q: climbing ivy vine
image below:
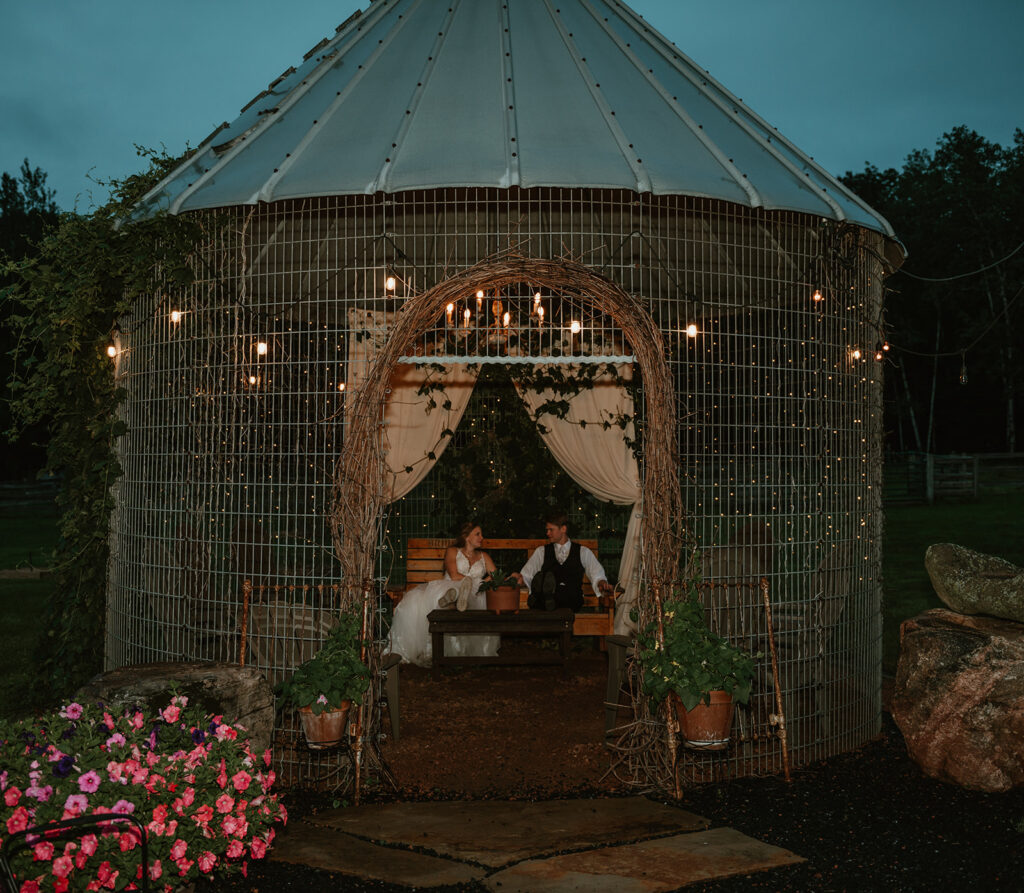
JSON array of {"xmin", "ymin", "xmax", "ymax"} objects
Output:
[{"xmin": 2, "ymin": 149, "xmax": 203, "ymax": 698}]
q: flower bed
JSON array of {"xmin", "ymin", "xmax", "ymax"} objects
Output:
[{"xmin": 0, "ymin": 695, "xmax": 287, "ymax": 891}]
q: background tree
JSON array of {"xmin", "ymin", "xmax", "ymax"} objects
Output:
[
  {"xmin": 0, "ymin": 159, "xmax": 60, "ymax": 479},
  {"xmin": 842, "ymin": 126, "xmax": 1023, "ymax": 453}
]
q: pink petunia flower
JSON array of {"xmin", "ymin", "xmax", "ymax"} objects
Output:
[
  {"xmin": 250, "ymin": 837, "xmax": 267, "ymax": 859},
  {"xmin": 215, "ymin": 793, "xmax": 234, "ymax": 814},
  {"xmin": 62, "ymin": 702, "xmax": 83, "ymax": 720},
  {"xmin": 161, "ymin": 705, "xmax": 181, "ymax": 723},
  {"xmin": 7, "ymin": 806, "xmax": 31, "ymax": 834},
  {"xmin": 18, "ymin": 879, "xmax": 40, "ymax": 893},
  {"xmin": 169, "ymin": 839, "xmax": 187, "ymax": 861},
  {"xmin": 105, "ymin": 733, "xmax": 126, "ymax": 748},
  {"xmin": 175, "ymin": 857, "xmax": 194, "ymax": 876},
  {"xmin": 26, "ymin": 784, "xmax": 52, "ymax": 802},
  {"xmin": 32, "ymin": 841, "xmax": 55, "ymax": 861},
  {"xmin": 231, "ymin": 770, "xmax": 251, "ymax": 792},
  {"xmin": 53, "ymin": 879, "xmax": 69, "ymax": 893},
  {"xmin": 192, "ymin": 805, "xmax": 214, "ymax": 825},
  {"xmin": 78, "ymin": 770, "xmax": 101, "ymax": 793},
  {"xmin": 226, "ymin": 840, "xmax": 245, "ymax": 859},
  {"xmin": 148, "ymin": 859, "xmax": 163, "ymax": 881},
  {"xmin": 80, "ymin": 834, "xmax": 98, "ymax": 857},
  {"xmin": 51, "ymin": 855, "xmax": 74, "ymax": 879},
  {"xmin": 111, "ymin": 799, "xmax": 135, "ymax": 814},
  {"xmin": 3, "ymin": 786, "xmax": 21, "ymax": 806},
  {"xmin": 197, "ymin": 851, "xmax": 217, "ymax": 874}
]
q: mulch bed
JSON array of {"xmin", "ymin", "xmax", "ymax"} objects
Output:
[{"xmin": 204, "ymin": 643, "xmax": 1024, "ymax": 891}]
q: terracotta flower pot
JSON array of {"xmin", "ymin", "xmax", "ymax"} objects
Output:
[
  {"xmin": 673, "ymin": 690, "xmax": 735, "ymax": 750},
  {"xmin": 486, "ymin": 584, "xmax": 520, "ymax": 613},
  {"xmin": 298, "ymin": 701, "xmax": 351, "ymax": 749}
]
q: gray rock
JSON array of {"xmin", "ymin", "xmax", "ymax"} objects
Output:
[
  {"xmin": 891, "ymin": 608, "xmax": 1024, "ymax": 792},
  {"xmin": 924, "ymin": 543, "xmax": 1024, "ymax": 623},
  {"xmin": 75, "ymin": 661, "xmax": 275, "ymax": 756}
]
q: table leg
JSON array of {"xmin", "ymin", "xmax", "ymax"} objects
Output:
[{"xmin": 431, "ymin": 630, "xmax": 443, "ymax": 680}]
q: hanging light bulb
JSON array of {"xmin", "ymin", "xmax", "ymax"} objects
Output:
[
  {"xmin": 256, "ymin": 341, "xmax": 268, "ymax": 356},
  {"xmin": 874, "ymin": 341, "xmax": 884, "ymax": 361},
  {"xmin": 537, "ymin": 306, "xmax": 545, "ymax": 322},
  {"xmin": 686, "ymin": 323, "xmax": 698, "ymax": 338},
  {"xmin": 248, "ymin": 375, "xmax": 258, "ymax": 385},
  {"xmin": 170, "ymin": 310, "xmax": 182, "ymax": 324},
  {"xmin": 851, "ymin": 348, "xmax": 862, "ymax": 361},
  {"xmin": 338, "ymin": 382, "xmax": 346, "ymax": 392},
  {"xmin": 534, "ymin": 292, "xmax": 541, "ymax": 306},
  {"xmin": 502, "ymin": 311, "xmax": 510, "ymax": 327},
  {"xmin": 569, "ymin": 319, "xmax": 582, "ymax": 334},
  {"xmin": 385, "ymin": 274, "xmax": 397, "ymax": 291},
  {"xmin": 446, "ymin": 302, "xmax": 454, "ymax": 324},
  {"xmin": 106, "ymin": 344, "xmax": 117, "ymax": 358},
  {"xmin": 812, "ymin": 288, "xmax": 824, "ymax": 303},
  {"xmin": 463, "ymin": 307, "xmax": 472, "ymax": 325}
]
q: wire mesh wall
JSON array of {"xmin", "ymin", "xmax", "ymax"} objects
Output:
[{"xmin": 107, "ymin": 187, "xmax": 885, "ymax": 787}]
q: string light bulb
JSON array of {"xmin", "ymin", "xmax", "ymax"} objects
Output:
[
  {"xmin": 463, "ymin": 307, "xmax": 472, "ymax": 325},
  {"xmin": 812, "ymin": 288, "xmax": 824, "ymax": 303},
  {"xmin": 534, "ymin": 292, "xmax": 541, "ymax": 306},
  {"xmin": 686, "ymin": 323, "xmax": 698, "ymax": 338},
  {"xmin": 569, "ymin": 320, "xmax": 582, "ymax": 334},
  {"xmin": 851, "ymin": 348, "xmax": 862, "ymax": 360},
  {"xmin": 338, "ymin": 382, "xmax": 346, "ymax": 392},
  {"xmin": 106, "ymin": 344, "xmax": 117, "ymax": 358},
  {"xmin": 537, "ymin": 306, "xmax": 545, "ymax": 321},
  {"xmin": 256, "ymin": 341, "xmax": 268, "ymax": 356},
  {"xmin": 170, "ymin": 310, "xmax": 182, "ymax": 324},
  {"xmin": 502, "ymin": 311, "xmax": 510, "ymax": 326},
  {"xmin": 446, "ymin": 302, "xmax": 454, "ymax": 324},
  {"xmin": 385, "ymin": 275, "xmax": 396, "ymax": 291}
]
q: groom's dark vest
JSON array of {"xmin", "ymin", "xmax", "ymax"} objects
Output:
[{"xmin": 539, "ymin": 542, "xmax": 585, "ymax": 611}]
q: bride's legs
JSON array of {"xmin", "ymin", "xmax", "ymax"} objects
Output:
[{"xmin": 437, "ymin": 586, "xmax": 458, "ymax": 608}]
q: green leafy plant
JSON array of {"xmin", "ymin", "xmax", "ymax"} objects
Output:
[
  {"xmin": 638, "ymin": 584, "xmax": 758, "ymax": 711},
  {"xmin": 275, "ymin": 610, "xmax": 370, "ymax": 714},
  {"xmin": 477, "ymin": 569, "xmax": 519, "ymax": 592}
]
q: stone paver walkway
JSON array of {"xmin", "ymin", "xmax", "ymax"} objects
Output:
[{"xmin": 270, "ymin": 796, "xmax": 802, "ymax": 890}]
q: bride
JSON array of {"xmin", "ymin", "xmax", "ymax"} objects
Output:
[{"xmin": 388, "ymin": 522, "xmax": 501, "ymax": 667}]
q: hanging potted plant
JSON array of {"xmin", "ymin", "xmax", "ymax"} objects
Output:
[
  {"xmin": 638, "ymin": 584, "xmax": 758, "ymax": 750},
  {"xmin": 276, "ymin": 609, "xmax": 371, "ymax": 749},
  {"xmin": 478, "ymin": 569, "xmax": 522, "ymax": 613}
]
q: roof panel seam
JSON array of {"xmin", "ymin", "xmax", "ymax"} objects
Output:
[
  {"xmin": 167, "ymin": 0, "xmax": 395, "ymax": 212},
  {"xmin": 541, "ymin": 0, "xmax": 651, "ymax": 193},
  {"xmin": 579, "ymin": 0, "xmax": 760, "ymax": 207},
  {"xmin": 500, "ymin": 0, "xmax": 520, "ymax": 187},
  {"xmin": 375, "ymin": 0, "xmax": 457, "ymax": 193},
  {"xmin": 607, "ymin": 0, "xmax": 847, "ymax": 221}
]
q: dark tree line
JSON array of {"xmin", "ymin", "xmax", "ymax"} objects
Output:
[
  {"xmin": 1, "ymin": 159, "xmax": 60, "ymax": 479},
  {"xmin": 842, "ymin": 126, "xmax": 1024, "ymax": 454}
]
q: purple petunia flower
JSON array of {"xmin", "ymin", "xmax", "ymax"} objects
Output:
[
  {"xmin": 191, "ymin": 728, "xmax": 206, "ymax": 745},
  {"xmin": 53, "ymin": 755, "xmax": 75, "ymax": 778},
  {"xmin": 78, "ymin": 770, "xmax": 101, "ymax": 793}
]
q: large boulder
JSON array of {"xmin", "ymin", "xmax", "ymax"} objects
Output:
[
  {"xmin": 925, "ymin": 543, "xmax": 1024, "ymax": 623},
  {"xmin": 76, "ymin": 661, "xmax": 275, "ymax": 756},
  {"xmin": 891, "ymin": 609, "xmax": 1024, "ymax": 792}
]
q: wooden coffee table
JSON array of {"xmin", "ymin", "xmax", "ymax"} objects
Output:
[{"xmin": 426, "ymin": 608, "xmax": 574, "ymax": 678}]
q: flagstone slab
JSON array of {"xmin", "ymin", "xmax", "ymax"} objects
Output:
[
  {"xmin": 270, "ymin": 820, "xmax": 484, "ymax": 887},
  {"xmin": 483, "ymin": 827, "xmax": 804, "ymax": 892},
  {"xmin": 309, "ymin": 797, "xmax": 708, "ymax": 867}
]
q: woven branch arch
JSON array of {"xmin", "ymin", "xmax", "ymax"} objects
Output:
[{"xmin": 330, "ymin": 254, "xmax": 684, "ymax": 612}]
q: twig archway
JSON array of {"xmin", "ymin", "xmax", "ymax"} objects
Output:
[{"xmin": 330, "ymin": 254, "xmax": 684, "ymax": 604}]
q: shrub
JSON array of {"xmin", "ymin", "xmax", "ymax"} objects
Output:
[{"xmin": 0, "ymin": 695, "xmax": 287, "ymax": 891}]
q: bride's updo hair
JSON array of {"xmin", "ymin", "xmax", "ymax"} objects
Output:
[{"xmin": 452, "ymin": 521, "xmax": 481, "ymax": 548}]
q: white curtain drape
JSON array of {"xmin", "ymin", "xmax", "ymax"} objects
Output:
[
  {"xmin": 346, "ymin": 309, "xmax": 477, "ymax": 502},
  {"xmin": 514, "ymin": 366, "xmax": 642, "ymax": 634}
]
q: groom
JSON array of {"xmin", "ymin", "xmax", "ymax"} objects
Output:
[{"xmin": 512, "ymin": 510, "xmax": 614, "ymax": 611}]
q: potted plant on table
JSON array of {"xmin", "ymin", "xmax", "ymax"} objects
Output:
[
  {"xmin": 638, "ymin": 583, "xmax": 758, "ymax": 750},
  {"xmin": 477, "ymin": 569, "xmax": 522, "ymax": 613},
  {"xmin": 276, "ymin": 610, "xmax": 370, "ymax": 749}
]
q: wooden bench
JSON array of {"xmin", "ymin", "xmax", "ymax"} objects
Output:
[
  {"xmin": 398, "ymin": 537, "xmax": 617, "ymax": 638},
  {"xmin": 426, "ymin": 607, "xmax": 573, "ymax": 677}
]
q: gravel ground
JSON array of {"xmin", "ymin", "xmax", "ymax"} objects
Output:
[{"xmin": 201, "ymin": 652, "xmax": 1024, "ymax": 892}]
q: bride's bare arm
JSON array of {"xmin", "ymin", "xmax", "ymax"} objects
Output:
[
  {"xmin": 483, "ymin": 551, "xmax": 497, "ymax": 575},
  {"xmin": 443, "ymin": 546, "xmax": 464, "ymax": 580}
]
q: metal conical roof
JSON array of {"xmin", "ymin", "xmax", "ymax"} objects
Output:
[{"xmin": 135, "ymin": 0, "xmax": 897, "ymax": 240}]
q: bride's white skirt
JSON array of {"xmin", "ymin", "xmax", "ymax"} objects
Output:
[{"xmin": 388, "ymin": 578, "xmax": 500, "ymax": 667}]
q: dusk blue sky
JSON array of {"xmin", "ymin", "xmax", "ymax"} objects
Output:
[{"xmin": 2, "ymin": 0, "xmax": 1022, "ymax": 211}]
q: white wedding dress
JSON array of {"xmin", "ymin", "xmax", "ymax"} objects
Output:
[{"xmin": 388, "ymin": 550, "xmax": 500, "ymax": 667}]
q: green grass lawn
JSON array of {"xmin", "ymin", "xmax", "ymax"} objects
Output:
[
  {"xmin": 0, "ymin": 499, "xmax": 59, "ymax": 569},
  {"xmin": 881, "ymin": 490, "xmax": 1024, "ymax": 673}
]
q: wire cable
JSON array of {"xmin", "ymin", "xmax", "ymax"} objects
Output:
[{"xmin": 896, "ymin": 239, "xmax": 1024, "ymax": 282}]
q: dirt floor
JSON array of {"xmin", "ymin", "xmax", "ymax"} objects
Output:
[
  {"xmin": 382, "ymin": 640, "xmax": 624, "ymax": 797},
  {"xmin": 205, "ymin": 642, "xmax": 1024, "ymax": 891}
]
